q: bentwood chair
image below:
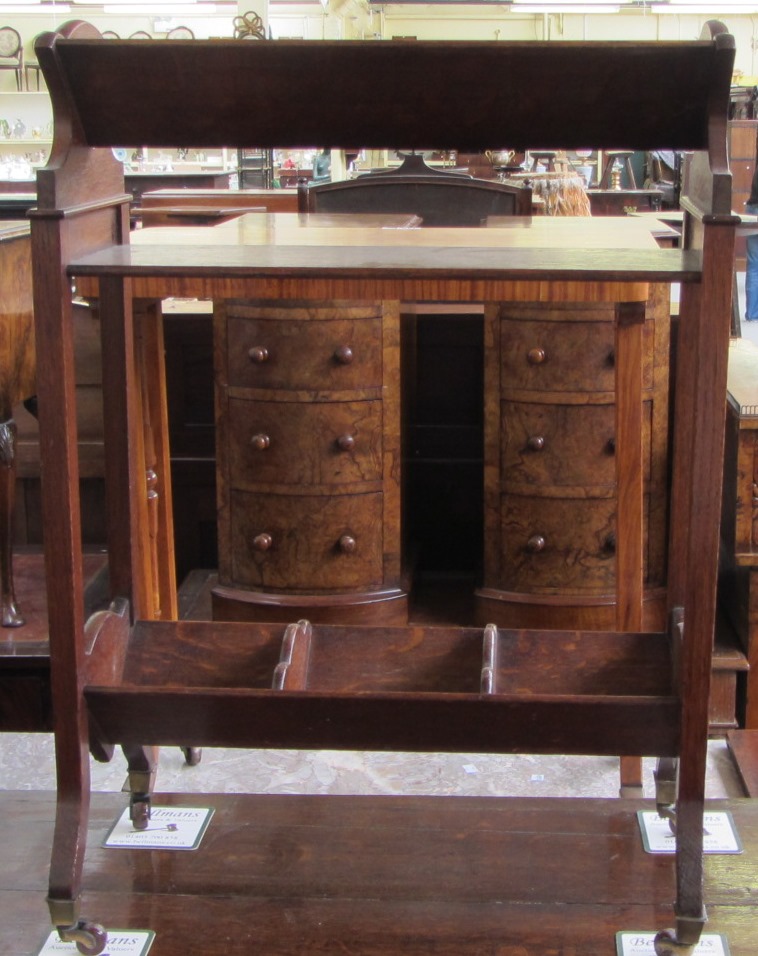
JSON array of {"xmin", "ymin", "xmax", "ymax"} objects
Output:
[{"xmin": 0, "ymin": 27, "xmax": 23, "ymax": 90}]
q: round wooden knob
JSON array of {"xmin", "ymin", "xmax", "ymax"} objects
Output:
[
  {"xmin": 336, "ymin": 434, "xmax": 356, "ymax": 452},
  {"xmin": 526, "ymin": 435, "xmax": 545, "ymax": 452},
  {"xmin": 604, "ymin": 533, "xmax": 616, "ymax": 554},
  {"xmin": 606, "ymin": 437, "xmax": 616, "ymax": 454},
  {"xmin": 338, "ymin": 534, "xmax": 357, "ymax": 553},
  {"xmin": 334, "ymin": 345, "xmax": 354, "ymax": 365},
  {"xmin": 527, "ymin": 347, "xmax": 546, "ymax": 365},
  {"xmin": 252, "ymin": 533, "xmax": 272, "ymax": 552},
  {"xmin": 248, "ymin": 346, "xmax": 269, "ymax": 364},
  {"xmin": 526, "ymin": 535, "xmax": 546, "ymax": 553},
  {"xmin": 250, "ymin": 433, "xmax": 270, "ymax": 451},
  {"xmin": 606, "ymin": 350, "xmax": 615, "ymax": 368}
]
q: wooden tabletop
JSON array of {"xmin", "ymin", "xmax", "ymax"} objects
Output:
[{"xmin": 71, "ymin": 214, "xmax": 701, "ymax": 306}]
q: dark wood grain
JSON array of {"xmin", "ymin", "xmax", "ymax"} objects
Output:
[
  {"xmin": 29, "ymin": 23, "xmax": 737, "ymax": 950},
  {"xmin": 3, "ymin": 790, "xmax": 758, "ymax": 956},
  {"xmin": 40, "ymin": 39, "xmax": 731, "ymax": 152}
]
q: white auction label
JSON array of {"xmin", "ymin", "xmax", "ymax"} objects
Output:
[
  {"xmin": 637, "ymin": 810, "xmax": 742, "ymax": 854},
  {"xmin": 616, "ymin": 932, "xmax": 730, "ymax": 955},
  {"xmin": 103, "ymin": 805, "xmax": 214, "ymax": 850},
  {"xmin": 36, "ymin": 929, "xmax": 155, "ymax": 956}
]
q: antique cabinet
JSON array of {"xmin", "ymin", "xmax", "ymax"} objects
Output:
[
  {"xmin": 477, "ymin": 288, "xmax": 670, "ymax": 630},
  {"xmin": 719, "ymin": 337, "xmax": 758, "ymax": 726},
  {"xmin": 212, "ymin": 299, "xmax": 406, "ymax": 623}
]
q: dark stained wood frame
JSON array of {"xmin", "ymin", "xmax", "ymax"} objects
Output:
[{"xmin": 30, "ymin": 17, "xmax": 737, "ymax": 955}]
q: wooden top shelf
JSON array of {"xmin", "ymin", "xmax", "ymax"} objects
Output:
[{"xmin": 68, "ymin": 213, "xmax": 701, "ymax": 303}]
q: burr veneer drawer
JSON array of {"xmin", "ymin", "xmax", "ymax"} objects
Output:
[
  {"xmin": 226, "ymin": 397, "xmax": 383, "ymax": 489},
  {"xmin": 501, "ymin": 400, "xmax": 653, "ymax": 489},
  {"xmin": 229, "ymin": 489, "xmax": 384, "ymax": 591},
  {"xmin": 226, "ymin": 314, "xmax": 383, "ymax": 391},
  {"xmin": 500, "ymin": 495, "xmax": 649, "ymax": 593},
  {"xmin": 501, "ymin": 317, "xmax": 653, "ymax": 394}
]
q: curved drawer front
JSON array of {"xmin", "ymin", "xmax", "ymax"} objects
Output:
[
  {"xmin": 227, "ymin": 397, "xmax": 383, "ymax": 489},
  {"xmin": 500, "ymin": 310, "xmax": 653, "ymax": 394},
  {"xmin": 502, "ymin": 318, "xmax": 615, "ymax": 393},
  {"xmin": 500, "ymin": 495, "xmax": 649, "ymax": 593},
  {"xmin": 229, "ymin": 490, "xmax": 384, "ymax": 591},
  {"xmin": 501, "ymin": 400, "xmax": 653, "ymax": 490},
  {"xmin": 226, "ymin": 314, "xmax": 383, "ymax": 391}
]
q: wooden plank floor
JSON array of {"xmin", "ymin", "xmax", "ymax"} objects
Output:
[{"xmin": 3, "ymin": 790, "xmax": 757, "ymax": 955}]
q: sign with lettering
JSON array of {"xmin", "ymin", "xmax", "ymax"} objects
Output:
[
  {"xmin": 36, "ymin": 929, "xmax": 155, "ymax": 955},
  {"xmin": 616, "ymin": 932, "xmax": 731, "ymax": 955},
  {"xmin": 637, "ymin": 810, "xmax": 742, "ymax": 854},
  {"xmin": 103, "ymin": 805, "xmax": 214, "ymax": 850}
]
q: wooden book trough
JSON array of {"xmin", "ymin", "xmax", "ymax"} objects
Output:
[{"xmin": 30, "ymin": 19, "xmax": 736, "ymax": 955}]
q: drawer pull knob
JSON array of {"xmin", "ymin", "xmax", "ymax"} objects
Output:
[
  {"xmin": 336, "ymin": 434, "xmax": 356, "ymax": 452},
  {"xmin": 334, "ymin": 345, "xmax": 354, "ymax": 365},
  {"xmin": 604, "ymin": 533, "xmax": 616, "ymax": 554},
  {"xmin": 526, "ymin": 535, "xmax": 546, "ymax": 553},
  {"xmin": 606, "ymin": 350, "xmax": 615, "ymax": 368},
  {"xmin": 250, "ymin": 433, "xmax": 270, "ymax": 451},
  {"xmin": 526, "ymin": 435, "xmax": 545, "ymax": 452},
  {"xmin": 527, "ymin": 347, "xmax": 546, "ymax": 365},
  {"xmin": 338, "ymin": 534, "xmax": 357, "ymax": 553},
  {"xmin": 606, "ymin": 437, "xmax": 616, "ymax": 454},
  {"xmin": 248, "ymin": 346, "xmax": 269, "ymax": 364},
  {"xmin": 252, "ymin": 533, "xmax": 272, "ymax": 552}
]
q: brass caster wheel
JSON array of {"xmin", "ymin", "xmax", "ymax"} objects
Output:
[
  {"xmin": 653, "ymin": 929, "xmax": 697, "ymax": 956},
  {"xmin": 182, "ymin": 746, "xmax": 202, "ymax": 766},
  {"xmin": 58, "ymin": 920, "xmax": 108, "ymax": 955},
  {"xmin": 129, "ymin": 795, "xmax": 151, "ymax": 831}
]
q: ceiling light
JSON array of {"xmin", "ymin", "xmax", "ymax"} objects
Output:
[
  {"xmin": 652, "ymin": 2, "xmax": 758, "ymax": 9},
  {"xmin": 666, "ymin": 0, "xmax": 757, "ymax": 4},
  {"xmin": 511, "ymin": 2, "xmax": 621, "ymax": 9},
  {"xmin": 102, "ymin": 1, "xmax": 218, "ymax": 10},
  {"xmin": 512, "ymin": 0, "xmax": 630, "ymax": 4},
  {"xmin": 0, "ymin": 2, "xmax": 71, "ymax": 9}
]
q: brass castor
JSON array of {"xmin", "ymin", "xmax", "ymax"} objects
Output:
[
  {"xmin": 129, "ymin": 794, "xmax": 151, "ymax": 830},
  {"xmin": 58, "ymin": 919, "xmax": 108, "ymax": 955}
]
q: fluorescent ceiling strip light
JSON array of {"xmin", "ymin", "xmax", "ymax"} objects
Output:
[
  {"xmin": 667, "ymin": 0, "xmax": 757, "ymax": 4},
  {"xmin": 512, "ymin": 0, "xmax": 630, "ymax": 5},
  {"xmin": 652, "ymin": 2, "xmax": 758, "ymax": 9},
  {"xmin": 0, "ymin": 2, "xmax": 71, "ymax": 9},
  {"xmin": 103, "ymin": 2, "xmax": 217, "ymax": 10},
  {"xmin": 511, "ymin": 3, "xmax": 621, "ymax": 9}
]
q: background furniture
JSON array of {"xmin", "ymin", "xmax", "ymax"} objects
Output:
[
  {"xmin": 477, "ymin": 284, "xmax": 670, "ymax": 631},
  {"xmin": 31, "ymin": 25, "xmax": 735, "ymax": 955},
  {"xmin": 166, "ymin": 27, "xmax": 194, "ymax": 39},
  {"xmin": 0, "ymin": 221, "xmax": 34, "ymax": 628},
  {"xmin": 0, "ymin": 27, "xmax": 23, "ymax": 90},
  {"xmin": 213, "ymin": 296, "xmax": 407, "ymax": 623},
  {"xmin": 300, "ymin": 155, "xmax": 532, "ymax": 225},
  {"xmin": 720, "ymin": 337, "xmax": 758, "ymax": 727},
  {"xmin": 728, "ymin": 117, "xmax": 757, "ymax": 269}
]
